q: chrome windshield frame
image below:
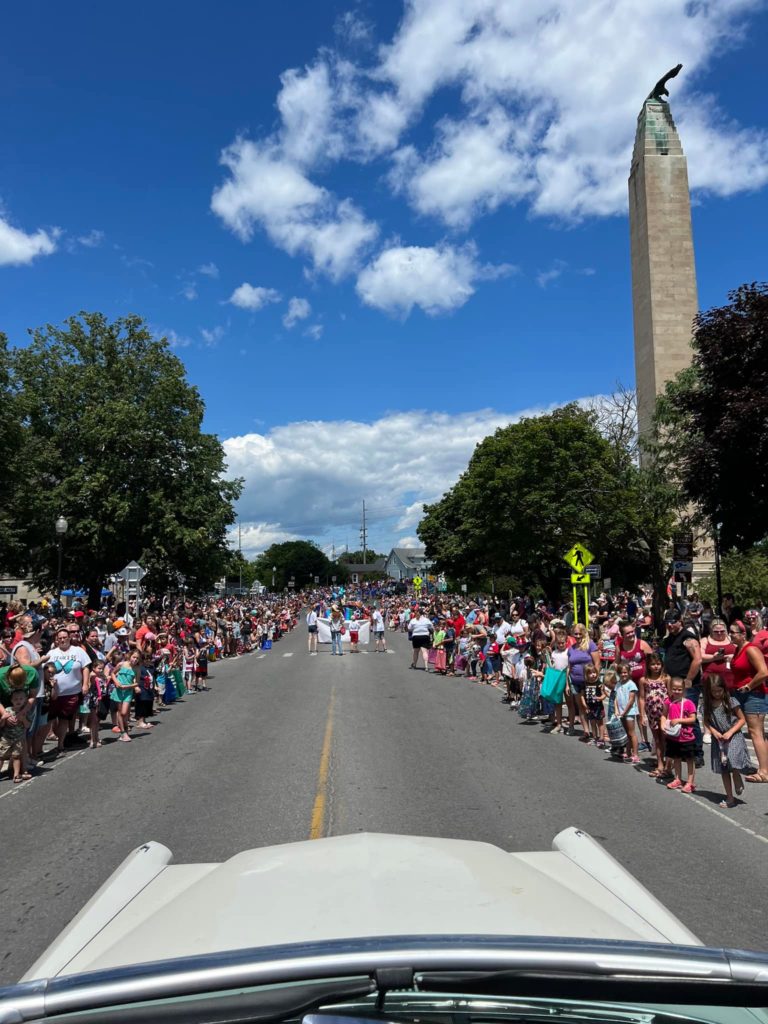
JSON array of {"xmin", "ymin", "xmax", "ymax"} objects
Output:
[{"xmin": 2, "ymin": 935, "xmax": 768, "ymax": 1024}]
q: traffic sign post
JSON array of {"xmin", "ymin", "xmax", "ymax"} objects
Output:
[
  {"xmin": 412, "ymin": 575, "xmax": 423, "ymax": 594},
  {"xmin": 118, "ymin": 561, "xmax": 146, "ymax": 617},
  {"xmin": 563, "ymin": 543, "xmax": 594, "ymax": 626}
]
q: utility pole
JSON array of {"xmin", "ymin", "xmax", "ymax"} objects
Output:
[{"xmin": 360, "ymin": 500, "xmax": 367, "ymax": 565}]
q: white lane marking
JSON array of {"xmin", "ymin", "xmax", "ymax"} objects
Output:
[
  {"xmin": 282, "ymin": 652, "xmax": 294, "ymax": 658},
  {"xmin": 0, "ymin": 747, "xmax": 89, "ymax": 801},
  {"xmin": 679, "ymin": 790, "xmax": 768, "ymax": 844},
  {"xmin": 257, "ymin": 654, "xmax": 266, "ymax": 659}
]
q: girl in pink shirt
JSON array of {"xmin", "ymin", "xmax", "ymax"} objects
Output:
[{"xmin": 661, "ymin": 677, "xmax": 698, "ymax": 793}]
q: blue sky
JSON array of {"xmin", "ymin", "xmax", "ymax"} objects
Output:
[{"xmin": 2, "ymin": 1, "xmax": 767, "ymax": 556}]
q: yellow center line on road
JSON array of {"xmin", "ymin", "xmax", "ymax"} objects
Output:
[{"xmin": 309, "ymin": 687, "xmax": 336, "ymax": 839}]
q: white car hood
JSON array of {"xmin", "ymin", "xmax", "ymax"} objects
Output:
[{"xmin": 24, "ymin": 830, "xmax": 701, "ymax": 980}]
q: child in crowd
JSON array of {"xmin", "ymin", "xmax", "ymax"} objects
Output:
[
  {"xmin": 661, "ymin": 677, "xmax": 698, "ymax": 792},
  {"xmin": 615, "ymin": 660, "xmax": 640, "ymax": 764},
  {"xmin": 501, "ymin": 635, "xmax": 521, "ymax": 705},
  {"xmin": 0, "ymin": 688, "xmax": 31, "ymax": 782},
  {"xmin": 583, "ymin": 663, "xmax": 607, "ymax": 747},
  {"xmin": 548, "ymin": 630, "xmax": 571, "ymax": 733},
  {"xmin": 603, "ymin": 669, "xmax": 625, "ymax": 758},
  {"xmin": 702, "ymin": 672, "xmax": 753, "ymax": 808},
  {"xmin": 194, "ymin": 642, "xmax": 209, "ymax": 691},
  {"xmin": 639, "ymin": 652, "xmax": 671, "ymax": 779},
  {"xmin": 85, "ymin": 660, "xmax": 105, "ymax": 748},
  {"xmin": 432, "ymin": 620, "xmax": 447, "ymax": 674},
  {"xmin": 349, "ymin": 616, "xmax": 360, "ymax": 654}
]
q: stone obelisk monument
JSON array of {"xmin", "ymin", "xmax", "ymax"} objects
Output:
[{"xmin": 629, "ymin": 65, "xmax": 698, "ymax": 442}]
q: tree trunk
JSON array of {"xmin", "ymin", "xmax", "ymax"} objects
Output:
[{"xmin": 87, "ymin": 577, "xmax": 104, "ymax": 612}]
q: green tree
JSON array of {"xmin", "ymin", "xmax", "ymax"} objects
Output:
[
  {"xmin": 338, "ymin": 549, "xmax": 386, "ymax": 565},
  {"xmin": 418, "ymin": 403, "xmax": 679, "ymax": 600},
  {"xmin": 9, "ymin": 312, "xmax": 242, "ymax": 606},
  {"xmin": 0, "ymin": 333, "xmax": 26, "ymax": 572},
  {"xmin": 253, "ymin": 540, "xmax": 334, "ymax": 590},
  {"xmin": 654, "ymin": 282, "xmax": 768, "ymax": 550},
  {"xmin": 694, "ymin": 547, "xmax": 768, "ymax": 610}
]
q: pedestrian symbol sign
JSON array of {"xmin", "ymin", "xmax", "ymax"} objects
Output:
[
  {"xmin": 563, "ymin": 542, "xmax": 594, "ymax": 572},
  {"xmin": 413, "ymin": 575, "xmax": 423, "ymax": 591}
]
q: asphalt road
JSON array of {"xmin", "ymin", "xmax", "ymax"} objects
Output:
[{"xmin": 3, "ymin": 624, "xmax": 768, "ymax": 984}]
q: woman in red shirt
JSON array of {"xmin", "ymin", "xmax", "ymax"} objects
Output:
[{"xmin": 729, "ymin": 620, "xmax": 768, "ymax": 783}]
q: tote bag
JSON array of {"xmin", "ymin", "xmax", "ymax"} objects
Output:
[{"xmin": 540, "ymin": 666, "xmax": 567, "ymax": 704}]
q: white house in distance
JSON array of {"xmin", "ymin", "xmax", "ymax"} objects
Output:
[{"xmin": 384, "ymin": 546, "xmax": 432, "ymax": 580}]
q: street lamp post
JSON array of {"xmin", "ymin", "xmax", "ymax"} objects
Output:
[
  {"xmin": 272, "ymin": 565, "xmax": 277, "ymax": 590},
  {"xmin": 55, "ymin": 516, "xmax": 68, "ymax": 613},
  {"xmin": 714, "ymin": 521, "xmax": 724, "ymax": 616}
]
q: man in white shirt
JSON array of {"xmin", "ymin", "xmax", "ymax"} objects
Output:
[
  {"xmin": 493, "ymin": 612, "xmax": 513, "ymax": 645},
  {"xmin": 47, "ymin": 627, "xmax": 91, "ymax": 756}
]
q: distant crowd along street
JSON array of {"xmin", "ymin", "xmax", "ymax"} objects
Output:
[{"xmin": 2, "ymin": 581, "xmax": 767, "ymax": 814}]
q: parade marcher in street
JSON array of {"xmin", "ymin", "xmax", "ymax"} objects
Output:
[
  {"xmin": 329, "ymin": 606, "xmax": 345, "ymax": 656},
  {"xmin": 728, "ymin": 620, "xmax": 768, "ymax": 783},
  {"xmin": 408, "ymin": 610, "xmax": 433, "ymax": 670},
  {"xmin": 306, "ymin": 606, "xmax": 319, "ymax": 655},
  {"xmin": 661, "ymin": 609, "xmax": 704, "ymax": 767}
]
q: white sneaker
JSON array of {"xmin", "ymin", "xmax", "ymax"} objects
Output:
[{"xmin": 703, "ymin": 733, "xmax": 712, "ymax": 745}]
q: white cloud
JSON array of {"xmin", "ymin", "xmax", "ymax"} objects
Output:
[
  {"xmin": 390, "ymin": 107, "xmax": 535, "ymax": 228},
  {"xmin": 211, "ymin": 138, "xmax": 378, "ymax": 279},
  {"xmin": 201, "ymin": 325, "xmax": 225, "ymax": 345},
  {"xmin": 181, "ymin": 282, "xmax": 198, "ymax": 301},
  {"xmin": 224, "ymin": 403, "xmax": 592, "ymax": 555},
  {"xmin": 304, "ymin": 323, "xmax": 324, "ymax": 340},
  {"xmin": 370, "ymin": 0, "xmax": 768, "ymax": 221},
  {"xmin": 536, "ymin": 260, "xmax": 568, "ymax": 289},
  {"xmin": 228, "ymin": 282, "xmax": 282, "ymax": 310},
  {"xmin": 283, "ymin": 296, "xmax": 311, "ymax": 328},
  {"xmin": 77, "ymin": 229, "xmax": 105, "ymax": 248},
  {"xmin": 215, "ymin": 0, "xmax": 768, "ymax": 250},
  {"xmin": 161, "ymin": 328, "xmax": 193, "ymax": 349},
  {"xmin": 0, "ymin": 212, "xmax": 58, "ymax": 266},
  {"xmin": 356, "ymin": 241, "xmax": 513, "ymax": 317},
  {"xmin": 396, "ymin": 535, "xmax": 421, "ymax": 549},
  {"xmin": 198, "ymin": 261, "xmax": 219, "ymax": 278}
]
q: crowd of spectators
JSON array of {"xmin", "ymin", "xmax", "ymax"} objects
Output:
[{"xmin": 0, "ymin": 593, "xmax": 302, "ymax": 783}]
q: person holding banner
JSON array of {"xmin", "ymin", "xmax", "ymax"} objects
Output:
[{"xmin": 329, "ymin": 606, "xmax": 345, "ymax": 656}]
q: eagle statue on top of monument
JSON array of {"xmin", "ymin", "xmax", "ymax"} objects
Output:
[{"xmin": 648, "ymin": 63, "xmax": 683, "ymax": 102}]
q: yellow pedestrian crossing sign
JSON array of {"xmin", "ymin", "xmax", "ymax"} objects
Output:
[
  {"xmin": 571, "ymin": 572, "xmax": 591, "ymax": 585},
  {"xmin": 563, "ymin": 542, "xmax": 594, "ymax": 572},
  {"xmin": 413, "ymin": 576, "xmax": 423, "ymax": 590}
]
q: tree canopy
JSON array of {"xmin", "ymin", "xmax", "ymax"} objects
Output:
[
  {"xmin": 418, "ymin": 402, "xmax": 680, "ymax": 599},
  {"xmin": 253, "ymin": 540, "xmax": 339, "ymax": 590},
  {"xmin": 655, "ymin": 282, "xmax": 768, "ymax": 550},
  {"xmin": 2, "ymin": 312, "xmax": 242, "ymax": 605}
]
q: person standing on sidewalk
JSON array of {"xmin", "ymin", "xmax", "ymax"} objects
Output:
[{"xmin": 661, "ymin": 609, "xmax": 704, "ymax": 767}]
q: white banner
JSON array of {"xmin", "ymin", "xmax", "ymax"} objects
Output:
[{"xmin": 317, "ymin": 618, "xmax": 371, "ymax": 644}]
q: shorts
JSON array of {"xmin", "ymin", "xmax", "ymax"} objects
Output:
[
  {"xmin": 734, "ymin": 689, "xmax": 768, "ymax": 716},
  {"xmin": 374, "ymin": 630, "xmax": 385, "ymax": 637},
  {"xmin": 349, "ymin": 631, "xmax": 359, "ymax": 643},
  {"xmin": 111, "ymin": 685, "xmax": 134, "ymax": 705},
  {"xmin": 135, "ymin": 698, "xmax": 154, "ymax": 720},
  {"xmin": 569, "ymin": 680, "xmax": 584, "ymax": 695},
  {"xmin": 26, "ymin": 696, "xmax": 43, "ymax": 736},
  {"xmin": 307, "ymin": 625, "xmax": 318, "ymax": 634},
  {"xmin": 665, "ymin": 737, "xmax": 696, "ymax": 760},
  {"xmin": 50, "ymin": 693, "xmax": 81, "ymax": 720},
  {"xmin": 411, "ymin": 635, "xmax": 430, "ymax": 649},
  {"xmin": 0, "ymin": 735, "xmax": 23, "ymax": 759}
]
